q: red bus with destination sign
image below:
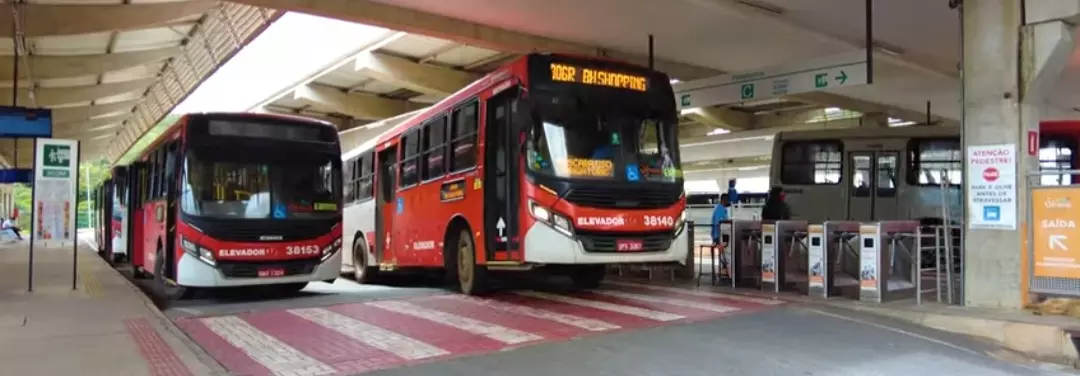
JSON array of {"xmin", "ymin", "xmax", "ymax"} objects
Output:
[
  {"xmin": 97, "ymin": 113, "xmax": 344, "ymax": 299},
  {"xmin": 341, "ymin": 53, "xmax": 687, "ymax": 295}
]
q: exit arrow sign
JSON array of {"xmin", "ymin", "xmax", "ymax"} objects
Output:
[{"xmin": 835, "ymin": 70, "xmax": 848, "ymax": 84}]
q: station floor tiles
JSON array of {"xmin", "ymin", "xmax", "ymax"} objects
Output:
[{"xmin": 172, "ymin": 281, "xmax": 787, "ymax": 376}]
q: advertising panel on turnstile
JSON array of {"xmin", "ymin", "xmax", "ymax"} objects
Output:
[
  {"xmin": 859, "ymin": 224, "xmax": 881, "ymax": 302},
  {"xmin": 807, "ymin": 224, "xmax": 826, "ymax": 296},
  {"xmin": 760, "ymin": 223, "xmax": 777, "ymax": 287}
]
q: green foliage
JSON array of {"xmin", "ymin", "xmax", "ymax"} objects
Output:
[
  {"xmin": 12, "ymin": 158, "xmax": 112, "ymax": 230},
  {"xmin": 116, "ymin": 114, "xmax": 182, "ymax": 166}
]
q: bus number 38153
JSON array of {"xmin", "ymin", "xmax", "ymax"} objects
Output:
[{"xmin": 286, "ymin": 245, "xmax": 320, "ymax": 256}]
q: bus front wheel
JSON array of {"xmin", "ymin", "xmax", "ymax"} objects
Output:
[
  {"xmin": 451, "ymin": 227, "xmax": 488, "ymax": 295},
  {"xmin": 154, "ymin": 247, "xmax": 195, "ymax": 301},
  {"xmin": 352, "ymin": 237, "xmax": 379, "ymax": 284}
]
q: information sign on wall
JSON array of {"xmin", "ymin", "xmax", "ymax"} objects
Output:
[
  {"xmin": 967, "ymin": 144, "xmax": 1017, "ymax": 230},
  {"xmin": 32, "ymin": 139, "xmax": 78, "ymax": 244},
  {"xmin": 1032, "ymin": 187, "xmax": 1080, "ymax": 279}
]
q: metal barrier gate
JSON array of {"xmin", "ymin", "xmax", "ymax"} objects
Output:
[
  {"xmin": 761, "ymin": 220, "xmax": 808, "ymax": 294},
  {"xmin": 859, "ymin": 221, "xmax": 920, "ymax": 303},
  {"xmin": 721, "ymin": 220, "xmax": 762, "ymax": 289},
  {"xmin": 807, "ymin": 221, "xmax": 861, "ymax": 299}
]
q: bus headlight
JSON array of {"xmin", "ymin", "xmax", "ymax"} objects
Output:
[
  {"xmin": 673, "ymin": 210, "xmax": 687, "ymax": 237},
  {"xmin": 321, "ymin": 237, "xmax": 342, "ymax": 261},
  {"xmin": 529, "ymin": 200, "xmax": 573, "ymax": 237},
  {"xmin": 180, "ymin": 237, "xmax": 215, "ymax": 266}
]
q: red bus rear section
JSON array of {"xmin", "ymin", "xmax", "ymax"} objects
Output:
[
  {"xmin": 99, "ymin": 112, "xmax": 344, "ymax": 299},
  {"xmin": 342, "ymin": 53, "xmax": 687, "ymax": 294}
]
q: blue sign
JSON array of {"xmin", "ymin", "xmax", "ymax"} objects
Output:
[
  {"xmin": 273, "ymin": 203, "xmax": 287, "ymax": 219},
  {"xmin": 0, "ymin": 106, "xmax": 51, "ymax": 138},
  {"xmin": 0, "ymin": 169, "xmax": 31, "ymax": 183},
  {"xmin": 983, "ymin": 205, "xmax": 1001, "ymax": 221},
  {"xmin": 626, "ymin": 164, "xmax": 640, "ymax": 181},
  {"xmin": 396, "ymin": 197, "xmax": 404, "ymax": 214}
]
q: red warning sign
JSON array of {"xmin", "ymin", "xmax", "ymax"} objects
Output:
[{"xmin": 983, "ymin": 167, "xmax": 1000, "ymax": 182}]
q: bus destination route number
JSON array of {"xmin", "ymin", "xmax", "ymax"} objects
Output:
[
  {"xmin": 286, "ymin": 245, "xmax": 320, "ymax": 256},
  {"xmin": 550, "ymin": 63, "xmax": 648, "ymax": 92}
]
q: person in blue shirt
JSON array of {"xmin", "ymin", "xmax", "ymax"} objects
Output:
[{"xmin": 711, "ymin": 193, "xmax": 731, "ymax": 245}]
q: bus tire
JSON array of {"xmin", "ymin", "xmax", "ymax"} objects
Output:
[
  {"xmin": 569, "ymin": 265, "xmax": 605, "ymax": 289},
  {"xmin": 352, "ymin": 235, "xmax": 379, "ymax": 284},
  {"xmin": 450, "ymin": 225, "xmax": 488, "ymax": 295},
  {"xmin": 154, "ymin": 246, "xmax": 194, "ymax": 301}
]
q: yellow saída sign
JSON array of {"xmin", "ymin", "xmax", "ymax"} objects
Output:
[
  {"xmin": 563, "ymin": 158, "xmax": 614, "ymax": 177},
  {"xmin": 550, "ymin": 63, "xmax": 648, "ymax": 92}
]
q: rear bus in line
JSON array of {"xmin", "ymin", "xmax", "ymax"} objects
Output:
[
  {"xmin": 97, "ymin": 112, "xmax": 344, "ymax": 299},
  {"xmin": 770, "ymin": 120, "xmax": 1080, "ymax": 225},
  {"xmin": 341, "ymin": 52, "xmax": 688, "ymax": 295},
  {"xmin": 92, "ymin": 167, "xmax": 130, "ymax": 263}
]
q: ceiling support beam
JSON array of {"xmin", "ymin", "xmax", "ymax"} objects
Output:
[
  {"xmin": 354, "ymin": 51, "xmax": 478, "ymax": 97},
  {"xmin": 0, "ymin": 2, "xmax": 216, "ymax": 37},
  {"xmin": 681, "ymin": 107, "xmax": 754, "ymax": 130},
  {"xmin": 231, "ymin": 0, "xmax": 719, "ymax": 80},
  {"xmin": 291, "ymin": 83, "xmax": 424, "ymax": 120},
  {"xmin": 51, "ymin": 100, "xmax": 139, "ymax": 124},
  {"xmin": 0, "ymin": 47, "xmax": 180, "ymax": 80},
  {"xmin": 0, "ymin": 78, "xmax": 154, "ymax": 107}
]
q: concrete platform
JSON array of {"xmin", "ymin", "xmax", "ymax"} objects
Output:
[{"xmin": 0, "ymin": 240, "xmax": 225, "ymax": 376}]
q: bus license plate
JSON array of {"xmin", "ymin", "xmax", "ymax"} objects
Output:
[
  {"xmin": 616, "ymin": 239, "xmax": 644, "ymax": 252},
  {"xmin": 257, "ymin": 268, "xmax": 286, "ymax": 278}
]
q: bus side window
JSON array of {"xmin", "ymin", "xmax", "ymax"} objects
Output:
[
  {"xmin": 400, "ymin": 130, "xmax": 420, "ymax": 187},
  {"xmin": 450, "ymin": 100, "xmax": 478, "ymax": 172},
  {"xmin": 343, "ymin": 158, "xmax": 356, "ymax": 204},
  {"xmin": 359, "ymin": 152, "xmax": 374, "ymax": 200},
  {"xmin": 422, "ymin": 115, "xmax": 447, "ymax": 180}
]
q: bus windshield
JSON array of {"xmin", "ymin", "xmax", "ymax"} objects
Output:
[
  {"xmin": 526, "ymin": 91, "xmax": 681, "ymax": 183},
  {"xmin": 180, "ymin": 148, "xmax": 341, "ymax": 220}
]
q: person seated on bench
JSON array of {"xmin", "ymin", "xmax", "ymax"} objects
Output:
[{"xmin": 3, "ymin": 216, "xmax": 23, "ymax": 240}]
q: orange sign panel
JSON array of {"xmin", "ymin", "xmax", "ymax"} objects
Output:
[{"xmin": 1032, "ymin": 187, "xmax": 1080, "ymax": 279}]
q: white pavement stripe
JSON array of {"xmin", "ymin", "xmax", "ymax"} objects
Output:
[
  {"xmin": 514, "ymin": 291, "xmax": 685, "ymax": 322},
  {"xmin": 439, "ymin": 295, "xmax": 621, "ymax": 332},
  {"xmin": 591, "ymin": 289, "xmax": 739, "ymax": 313},
  {"xmin": 604, "ymin": 281, "xmax": 785, "ymax": 305},
  {"xmin": 367, "ymin": 300, "xmax": 543, "ymax": 344},
  {"xmin": 201, "ymin": 316, "xmax": 336, "ymax": 376},
  {"xmin": 287, "ymin": 307, "xmax": 450, "ymax": 361}
]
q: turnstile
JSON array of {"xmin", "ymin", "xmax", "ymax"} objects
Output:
[
  {"xmin": 721, "ymin": 220, "xmax": 762, "ymax": 289},
  {"xmin": 760, "ymin": 220, "xmax": 808, "ymax": 293},
  {"xmin": 807, "ymin": 221, "xmax": 861, "ymax": 299},
  {"xmin": 858, "ymin": 221, "xmax": 920, "ymax": 303}
]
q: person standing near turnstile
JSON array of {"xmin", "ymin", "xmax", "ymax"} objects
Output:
[
  {"xmin": 761, "ymin": 186, "xmax": 792, "ymax": 220},
  {"xmin": 711, "ymin": 194, "xmax": 730, "ymax": 245}
]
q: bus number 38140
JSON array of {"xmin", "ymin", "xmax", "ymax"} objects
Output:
[{"xmin": 643, "ymin": 215, "xmax": 675, "ymax": 227}]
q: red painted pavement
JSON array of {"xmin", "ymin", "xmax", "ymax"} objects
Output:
[{"xmin": 124, "ymin": 317, "xmax": 195, "ymax": 376}]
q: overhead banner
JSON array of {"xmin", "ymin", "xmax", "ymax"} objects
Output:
[
  {"xmin": 33, "ymin": 138, "xmax": 78, "ymax": 244},
  {"xmin": 967, "ymin": 144, "xmax": 1018, "ymax": 230}
]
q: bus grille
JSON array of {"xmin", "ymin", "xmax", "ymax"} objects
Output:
[
  {"xmin": 216, "ymin": 258, "xmax": 320, "ymax": 279},
  {"xmin": 192, "ymin": 218, "xmax": 336, "ymax": 242},
  {"xmin": 564, "ymin": 186, "xmax": 681, "ymax": 209},
  {"xmin": 575, "ymin": 230, "xmax": 674, "ymax": 253}
]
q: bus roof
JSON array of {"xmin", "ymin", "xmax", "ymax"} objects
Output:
[{"xmin": 130, "ymin": 112, "xmax": 336, "ymax": 164}]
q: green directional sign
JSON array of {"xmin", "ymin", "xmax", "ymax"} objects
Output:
[
  {"xmin": 43, "ymin": 144, "xmax": 71, "ymax": 168},
  {"xmin": 835, "ymin": 70, "xmax": 848, "ymax": 84},
  {"xmin": 814, "ymin": 73, "xmax": 828, "ymax": 88},
  {"xmin": 680, "ymin": 94, "xmax": 691, "ymax": 107},
  {"xmin": 740, "ymin": 83, "xmax": 755, "ymax": 100}
]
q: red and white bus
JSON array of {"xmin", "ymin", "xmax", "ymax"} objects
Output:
[
  {"xmin": 341, "ymin": 53, "xmax": 688, "ymax": 295},
  {"xmin": 96, "ymin": 113, "xmax": 344, "ymax": 299},
  {"xmin": 92, "ymin": 167, "xmax": 129, "ymax": 263}
]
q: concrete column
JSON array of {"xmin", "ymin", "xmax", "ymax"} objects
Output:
[
  {"xmin": 859, "ymin": 112, "xmax": 889, "ymax": 128},
  {"xmin": 962, "ymin": 0, "xmax": 1076, "ymax": 308}
]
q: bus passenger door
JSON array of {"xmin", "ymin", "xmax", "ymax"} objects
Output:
[
  {"xmin": 847, "ymin": 151, "xmax": 900, "ymax": 221},
  {"xmin": 375, "ymin": 146, "xmax": 398, "ymax": 265},
  {"xmin": 162, "ymin": 142, "xmax": 180, "ymax": 280},
  {"xmin": 482, "ymin": 88, "xmax": 522, "ymax": 262}
]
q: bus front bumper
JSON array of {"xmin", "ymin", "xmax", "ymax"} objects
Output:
[
  {"xmin": 175, "ymin": 250, "xmax": 342, "ymax": 288},
  {"xmin": 521, "ymin": 222, "xmax": 689, "ymax": 265}
]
